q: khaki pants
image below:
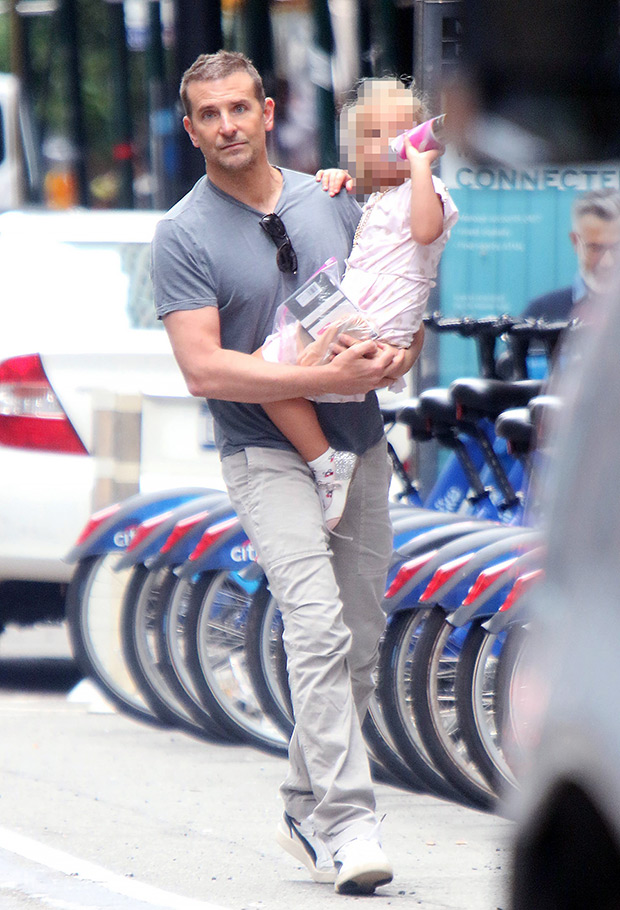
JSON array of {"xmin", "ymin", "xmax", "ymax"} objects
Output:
[{"xmin": 221, "ymin": 437, "xmax": 392, "ymax": 853}]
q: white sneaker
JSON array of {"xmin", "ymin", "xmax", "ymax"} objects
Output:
[
  {"xmin": 333, "ymin": 837, "xmax": 394, "ymax": 895},
  {"xmin": 313, "ymin": 451, "xmax": 358, "ymax": 531},
  {"xmin": 276, "ymin": 812, "xmax": 336, "ymax": 883}
]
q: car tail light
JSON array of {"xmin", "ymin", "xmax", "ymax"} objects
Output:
[{"xmin": 0, "ymin": 353, "xmax": 87, "ymax": 454}]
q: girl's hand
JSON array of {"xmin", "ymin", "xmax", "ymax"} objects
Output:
[
  {"xmin": 376, "ymin": 343, "xmax": 407, "ymax": 380},
  {"xmin": 315, "ymin": 168, "xmax": 355, "ymax": 196},
  {"xmin": 296, "ymin": 322, "xmax": 345, "ymax": 366},
  {"xmin": 403, "ymin": 135, "xmax": 444, "ymax": 168}
]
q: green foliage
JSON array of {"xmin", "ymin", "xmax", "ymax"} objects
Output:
[
  {"xmin": 1, "ymin": 0, "xmax": 150, "ymax": 201},
  {"xmin": 0, "ymin": 15, "xmax": 9, "ymax": 71}
]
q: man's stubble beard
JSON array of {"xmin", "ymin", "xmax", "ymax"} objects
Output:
[{"xmin": 206, "ymin": 141, "xmax": 260, "ymax": 175}]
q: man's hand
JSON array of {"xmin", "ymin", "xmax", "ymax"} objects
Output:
[
  {"xmin": 320, "ymin": 335, "xmax": 399, "ymax": 396},
  {"xmin": 315, "ymin": 168, "xmax": 355, "ymax": 196},
  {"xmin": 330, "ymin": 326, "xmax": 425, "ymax": 385}
]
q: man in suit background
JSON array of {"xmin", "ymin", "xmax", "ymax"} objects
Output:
[{"xmin": 523, "ymin": 188, "xmax": 620, "ymax": 320}]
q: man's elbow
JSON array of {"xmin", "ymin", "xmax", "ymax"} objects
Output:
[
  {"xmin": 182, "ymin": 368, "xmax": 212, "ymax": 399},
  {"xmin": 186, "ymin": 378, "xmax": 207, "ymax": 398}
]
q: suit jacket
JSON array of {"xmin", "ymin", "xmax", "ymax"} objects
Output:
[{"xmin": 522, "ymin": 286, "xmax": 574, "ymax": 321}]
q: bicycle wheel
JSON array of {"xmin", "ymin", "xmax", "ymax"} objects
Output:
[
  {"xmin": 377, "ymin": 608, "xmax": 463, "ymax": 802},
  {"xmin": 65, "ymin": 554, "xmax": 159, "ymax": 724},
  {"xmin": 120, "ymin": 564, "xmax": 226, "ymax": 740},
  {"xmin": 153, "ymin": 568, "xmax": 233, "ymax": 739},
  {"xmin": 362, "ymin": 691, "xmax": 429, "ymax": 792},
  {"xmin": 494, "ymin": 622, "xmax": 532, "ymax": 779},
  {"xmin": 455, "ymin": 620, "xmax": 519, "ymax": 800},
  {"xmin": 410, "ymin": 609, "xmax": 497, "ymax": 810},
  {"xmin": 244, "ymin": 580, "xmax": 294, "ymax": 738},
  {"xmin": 184, "ymin": 569, "xmax": 288, "ymax": 754}
]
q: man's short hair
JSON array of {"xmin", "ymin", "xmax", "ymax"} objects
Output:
[
  {"xmin": 180, "ymin": 50, "xmax": 266, "ymax": 116},
  {"xmin": 573, "ymin": 188, "xmax": 620, "ymax": 226}
]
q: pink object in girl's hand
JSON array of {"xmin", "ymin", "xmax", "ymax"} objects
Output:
[{"xmin": 390, "ymin": 114, "xmax": 447, "ymax": 160}]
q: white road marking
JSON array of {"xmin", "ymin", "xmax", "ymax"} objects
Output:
[{"xmin": 0, "ymin": 826, "xmax": 230, "ymax": 910}]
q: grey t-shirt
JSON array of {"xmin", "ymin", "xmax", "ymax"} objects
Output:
[{"xmin": 152, "ymin": 167, "xmax": 385, "ymax": 458}]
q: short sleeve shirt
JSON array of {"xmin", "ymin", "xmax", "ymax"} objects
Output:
[{"xmin": 151, "ymin": 168, "xmax": 385, "ymax": 458}]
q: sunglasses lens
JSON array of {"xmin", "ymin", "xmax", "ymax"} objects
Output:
[
  {"xmin": 276, "ymin": 241, "xmax": 298, "ymax": 274},
  {"xmin": 260, "ymin": 214, "xmax": 297, "ymax": 273},
  {"xmin": 262, "ymin": 214, "xmax": 286, "ymax": 241}
]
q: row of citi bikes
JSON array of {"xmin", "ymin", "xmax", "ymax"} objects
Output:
[{"xmin": 65, "ymin": 315, "xmax": 567, "ymax": 816}]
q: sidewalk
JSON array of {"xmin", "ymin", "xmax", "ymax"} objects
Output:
[{"xmin": 0, "ymin": 623, "xmax": 512, "ymax": 909}]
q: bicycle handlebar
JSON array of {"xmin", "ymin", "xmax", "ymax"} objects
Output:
[{"xmin": 423, "ymin": 313, "xmax": 574, "ymax": 339}]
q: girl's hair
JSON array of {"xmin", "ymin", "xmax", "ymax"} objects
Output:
[
  {"xmin": 180, "ymin": 50, "xmax": 266, "ymax": 116},
  {"xmin": 340, "ymin": 76, "xmax": 428, "ymax": 124}
]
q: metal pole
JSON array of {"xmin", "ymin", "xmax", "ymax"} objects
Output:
[
  {"xmin": 244, "ymin": 0, "xmax": 274, "ymax": 93},
  {"xmin": 375, "ymin": 0, "xmax": 399, "ymax": 75},
  {"xmin": 59, "ymin": 0, "xmax": 89, "ymax": 205},
  {"xmin": 412, "ymin": 0, "xmax": 463, "ymax": 493},
  {"xmin": 108, "ymin": 0, "xmax": 135, "ymax": 208},
  {"xmin": 414, "ymin": 0, "xmax": 462, "ymax": 112},
  {"xmin": 173, "ymin": 0, "xmax": 222, "ymax": 196},
  {"xmin": 9, "ymin": 0, "xmax": 25, "ymax": 80},
  {"xmin": 312, "ymin": 0, "xmax": 337, "ymax": 167},
  {"xmin": 147, "ymin": 0, "xmax": 169, "ymax": 209}
]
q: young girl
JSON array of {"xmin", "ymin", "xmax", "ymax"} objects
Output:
[{"xmin": 260, "ymin": 78, "xmax": 459, "ymax": 530}]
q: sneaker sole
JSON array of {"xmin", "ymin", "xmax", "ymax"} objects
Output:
[
  {"xmin": 276, "ymin": 821, "xmax": 337, "ymax": 884},
  {"xmin": 335, "ymin": 864, "xmax": 393, "ymax": 895}
]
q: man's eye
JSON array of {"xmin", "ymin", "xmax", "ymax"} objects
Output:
[{"xmin": 234, "ymin": 104, "xmax": 247, "ymax": 114}]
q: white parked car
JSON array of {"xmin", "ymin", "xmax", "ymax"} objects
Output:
[{"xmin": 0, "ymin": 209, "xmax": 224, "ymax": 628}]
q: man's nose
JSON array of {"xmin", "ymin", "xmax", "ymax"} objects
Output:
[
  {"xmin": 219, "ymin": 113, "xmax": 237, "ymax": 135},
  {"xmin": 600, "ymin": 248, "xmax": 616, "ymax": 268}
]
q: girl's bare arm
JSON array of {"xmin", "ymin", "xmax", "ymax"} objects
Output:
[{"xmin": 405, "ymin": 139, "xmax": 444, "ymax": 245}]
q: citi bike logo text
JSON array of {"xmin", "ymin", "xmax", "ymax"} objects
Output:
[
  {"xmin": 230, "ymin": 541, "xmax": 258, "ymax": 563},
  {"xmin": 114, "ymin": 526, "xmax": 137, "ymax": 548}
]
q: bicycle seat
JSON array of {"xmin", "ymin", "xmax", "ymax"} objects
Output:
[
  {"xmin": 396, "ymin": 400, "xmax": 433, "ymax": 441},
  {"xmin": 417, "ymin": 388, "xmax": 457, "ymax": 426},
  {"xmin": 450, "ymin": 378, "xmax": 544, "ymax": 420},
  {"xmin": 494, "ymin": 406, "xmax": 533, "ymax": 455}
]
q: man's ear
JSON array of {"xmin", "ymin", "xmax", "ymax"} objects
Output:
[
  {"xmin": 264, "ymin": 97, "xmax": 275, "ymax": 133},
  {"xmin": 569, "ymin": 230, "xmax": 580, "ymax": 253},
  {"xmin": 183, "ymin": 115, "xmax": 199, "ymax": 147}
]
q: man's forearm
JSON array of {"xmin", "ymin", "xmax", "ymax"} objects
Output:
[
  {"xmin": 180, "ymin": 346, "xmax": 339, "ymax": 401},
  {"xmin": 172, "ymin": 338, "xmax": 396, "ymax": 403},
  {"xmin": 163, "ymin": 308, "xmax": 399, "ymax": 403}
]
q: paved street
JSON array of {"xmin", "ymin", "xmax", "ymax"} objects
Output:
[{"xmin": 0, "ymin": 623, "xmax": 513, "ymax": 910}]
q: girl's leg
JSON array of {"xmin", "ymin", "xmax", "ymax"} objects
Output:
[
  {"xmin": 263, "ymin": 399, "xmax": 357, "ymax": 531},
  {"xmin": 263, "ymin": 398, "xmax": 329, "ymax": 462},
  {"xmin": 254, "ymin": 349, "xmax": 357, "ymax": 530}
]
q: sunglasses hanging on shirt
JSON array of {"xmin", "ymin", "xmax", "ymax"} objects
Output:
[{"xmin": 260, "ymin": 213, "xmax": 298, "ymax": 274}]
